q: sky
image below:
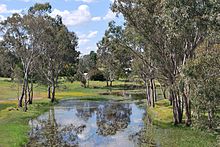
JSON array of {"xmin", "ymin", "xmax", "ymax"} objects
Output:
[{"xmin": 0, "ymin": 0, "xmax": 124, "ymax": 55}]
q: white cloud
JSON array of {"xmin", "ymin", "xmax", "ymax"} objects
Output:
[
  {"xmin": 0, "ymin": 4, "xmax": 7, "ymax": 13},
  {"xmin": 87, "ymin": 31, "xmax": 98, "ymax": 38},
  {"xmin": 75, "ymin": 0, "xmax": 96, "ymax": 3},
  {"xmin": 0, "ymin": 15, "xmax": 6, "ymax": 21},
  {"xmin": 91, "ymin": 16, "xmax": 101, "ymax": 21},
  {"xmin": 78, "ymin": 31, "xmax": 98, "ymax": 45},
  {"xmin": 51, "ymin": 5, "xmax": 92, "ymax": 26},
  {"xmin": 103, "ymin": 9, "xmax": 116, "ymax": 21},
  {"xmin": 0, "ymin": 4, "xmax": 22, "ymax": 14},
  {"xmin": 19, "ymin": 0, "xmax": 45, "ymax": 2},
  {"xmin": 20, "ymin": 0, "xmax": 31, "ymax": 2},
  {"xmin": 79, "ymin": 38, "xmax": 90, "ymax": 45}
]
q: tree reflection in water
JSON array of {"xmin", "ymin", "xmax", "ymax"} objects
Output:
[
  {"xmin": 129, "ymin": 114, "xmax": 157, "ymax": 147},
  {"xmin": 96, "ymin": 103, "xmax": 132, "ymax": 136},
  {"xmin": 75, "ymin": 102, "xmax": 96, "ymax": 122},
  {"xmin": 28, "ymin": 108, "xmax": 85, "ymax": 147},
  {"xmin": 27, "ymin": 101, "xmax": 146, "ymax": 146}
]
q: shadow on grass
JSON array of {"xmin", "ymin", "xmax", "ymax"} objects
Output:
[
  {"xmin": 91, "ymin": 84, "xmax": 144, "ymax": 90},
  {"xmin": 0, "ymin": 103, "xmax": 16, "ymax": 111}
]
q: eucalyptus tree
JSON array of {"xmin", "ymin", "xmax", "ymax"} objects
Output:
[
  {"xmin": 184, "ymin": 39, "xmax": 220, "ymax": 129},
  {"xmin": 112, "ymin": 0, "xmax": 220, "ymax": 125},
  {"xmin": 24, "ymin": 3, "xmax": 79, "ymax": 103},
  {"xmin": 0, "ymin": 3, "xmax": 79, "ymax": 108},
  {"xmin": 97, "ymin": 26, "xmax": 117, "ymax": 86},
  {"xmin": 36, "ymin": 17, "xmax": 79, "ymax": 102},
  {"xmin": 0, "ymin": 3, "xmax": 57, "ymax": 110},
  {"xmin": 97, "ymin": 21, "xmax": 132, "ymax": 87},
  {"xmin": 0, "ymin": 13, "xmax": 41, "ymax": 110},
  {"xmin": 123, "ymin": 26, "xmax": 157, "ymax": 107}
]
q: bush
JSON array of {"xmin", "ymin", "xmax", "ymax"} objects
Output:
[{"xmin": 89, "ymin": 69, "xmax": 106, "ymax": 81}]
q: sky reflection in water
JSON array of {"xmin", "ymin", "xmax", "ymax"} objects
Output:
[{"xmin": 28, "ymin": 100, "xmax": 146, "ymax": 147}]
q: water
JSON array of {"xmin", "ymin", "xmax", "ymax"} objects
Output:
[{"xmin": 27, "ymin": 100, "xmax": 146, "ymax": 147}]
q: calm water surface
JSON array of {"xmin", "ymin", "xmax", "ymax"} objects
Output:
[{"xmin": 28, "ymin": 100, "xmax": 146, "ymax": 147}]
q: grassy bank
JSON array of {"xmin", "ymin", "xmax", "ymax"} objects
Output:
[
  {"xmin": 0, "ymin": 99, "xmax": 54, "ymax": 147},
  {"xmin": 145, "ymin": 99, "xmax": 218, "ymax": 147}
]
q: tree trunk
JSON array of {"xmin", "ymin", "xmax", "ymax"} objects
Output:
[
  {"xmin": 48, "ymin": 85, "xmax": 51, "ymax": 99},
  {"xmin": 18, "ymin": 78, "xmax": 26, "ymax": 108},
  {"xmin": 28, "ymin": 79, "xmax": 33, "ymax": 104},
  {"xmin": 171, "ymin": 90, "xmax": 178, "ymax": 125},
  {"xmin": 169, "ymin": 89, "xmax": 173, "ymax": 106},
  {"xmin": 106, "ymin": 81, "xmax": 109, "ymax": 87},
  {"xmin": 153, "ymin": 80, "xmax": 157, "ymax": 102},
  {"xmin": 160, "ymin": 85, "xmax": 167, "ymax": 99},
  {"xmin": 208, "ymin": 108, "xmax": 213, "ymax": 129},
  {"xmin": 182, "ymin": 82, "xmax": 191, "ymax": 126},
  {"xmin": 110, "ymin": 81, "xmax": 112, "ymax": 87},
  {"xmin": 146, "ymin": 82, "xmax": 151, "ymax": 106},
  {"xmin": 150, "ymin": 79, "xmax": 155, "ymax": 108},
  {"xmin": 27, "ymin": 83, "xmax": 31, "ymax": 103},
  {"xmin": 23, "ymin": 78, "xmax": 28, "ymax": 112},
  {"xmin": 177, "ymin": 92, "xmax": 183, "ymax": 124},
  {"xmin": 87, "ymin": 80, "xmax": 89, "ymax": 88},
  {"xmin": 171, "ymin": 88, "xmax": 183, "ymax": 125},
  {"xmin": 18, "ymin": 83, "xmax": 25, "ymax": 108},
  {"xmin": 183, "ymin": 92, "xmax": 191, "ymax": 126},
  {"xmin": 145, "ymin": 80, "xmax": 151, "ymax": 106},
  {"xmin": 51, "ymin": 84, "xmax": 56, "ymax": 103}
]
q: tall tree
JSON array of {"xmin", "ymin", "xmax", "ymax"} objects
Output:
[
  {"xmin": 36, "ymin": 18, "xmax": 79, "ymax": 102},
  {"xmin": 0, "ymin": 13, "xmax": 41, "ymax": 110},
  {"xmin": 112, "ymin": 0, "xmax": 220, "ymax": 125},
  {"xmin": 97, "ymin": 21, "xmax": 132, "ymax": 87},
  {"xmin": 184, "ymin": 40, "xmax": 220, "ymax": 129}
]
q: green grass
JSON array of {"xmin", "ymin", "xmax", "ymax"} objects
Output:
[
  {"xmin": 0, "ymin": 78, "xmax": 218, "ymax": 147},
  {"xmin": 0, "ymin": 79, "xmax": 131, "ymax": 146},
  {"xmin": 0, "ymin": 99, "xmax": 54, "ymax": 147},
  {"xmin": 0, "ymin": 103, "xmax": 15, "ymax": 111},
  {"xmin": 153, "ymin": 126, "xmax": 217, "ymax": 147},
  {"xmin": 145, "ymin": 99, "xmax": 218, "ymax": 147}
]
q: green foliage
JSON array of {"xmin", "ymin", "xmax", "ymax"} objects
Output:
[
  {"xmin": 89, "ymin": 69, "xmax": 106, "ymax": 81},
  {"xmin": 97, "ymin": 21, "xmax": 132, "ymax": 81},
  {"xmin": 184, "ymin": 46, "xmax": 220, "ymax": 129},
  {"xmin": 28, "ymin": 3, "xmax": 52, "ymax": 14}
]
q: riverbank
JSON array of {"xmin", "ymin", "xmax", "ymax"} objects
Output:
[
  {"xmin": 0, "ymin": 78, "xmax": 218, "ymax": 146},
  {"xmin": 0, "ymin": 99, "xmax": 54, "ymax": 146},
  {"xmin": 144, "ymin": 100, "xmax": 218, "ymax": 147}
]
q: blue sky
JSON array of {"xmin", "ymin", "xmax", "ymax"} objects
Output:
[{"xmin": 0, "ymin": 0, "xmax": 124, "ymax": 55}]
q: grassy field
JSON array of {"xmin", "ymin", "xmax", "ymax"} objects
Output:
[{"xmin": 0, "ymin": 78, "xmax": 218, "ymax": 147}]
